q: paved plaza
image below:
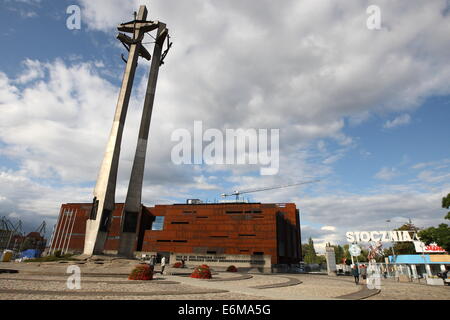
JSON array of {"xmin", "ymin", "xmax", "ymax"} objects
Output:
[{"xmin": 0, "ymin": 259, "xmax": 449, "ymax": 300}]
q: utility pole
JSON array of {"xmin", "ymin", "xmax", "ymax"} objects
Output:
[
  {"xmin": 83, "ymin": 5, "xmax": 161, "ymax": 255},
  {"xmin": 386, "ymin": 219, "xmax": 396, "ymax": 263}
]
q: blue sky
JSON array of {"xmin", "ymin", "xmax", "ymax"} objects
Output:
[{"xmin": 0, "ymin": 0, "xmax": 449, "ymax": 251}]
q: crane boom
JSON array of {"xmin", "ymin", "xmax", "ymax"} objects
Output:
[{"xmin": 221, "ymin": 179, "xmax": 320, "ymax": 200}]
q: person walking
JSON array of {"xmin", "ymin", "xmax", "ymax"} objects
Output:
[
  {"xmin": 148, "ymin": 255, "xmax": 155, "ymax": 267},
  {"xmin": 382, "ymin": 265, "xmax": 387, "ymax": 278},
  {"xmin": 147, "ymin": 255, "xmax": 156, "ymax": 275},
  {"xmin": 352, "ymin": 264, "xmax": 360, "ymax": 285},
  {"xmin": 161, "ymin": 256, "xmax": 166, "ymax": 275},
  {"xmin": 360, "ymin": 264, "xmax": 367, "ymax": 284},
  {"xmin": 442, "ymin": 268, "xmax": 448, "ymax": 285}
]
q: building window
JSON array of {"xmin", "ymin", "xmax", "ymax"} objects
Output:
[
  {"xmin": 226, "ymin": 210, "xmax": 243, "ymax": 214},
  {"xmin": 196, "ymin": 216, "xmax": 208, "ymax": 219},
  {"xmin": 171, "ymin": 221, "xmax": 189, "ymax": 224},
  {"xmin": 253, "ymin": 252, "xmax": 264, "ymax": 255},
  {"xmin": 209, "ymin": 236, "xmax": 228, "ymax": 238},
  {"xmin": 173, "ymin": 240, "xmax": 188, "ymax": 243},
  {"xmin": 152, "ymin": 216, "xmax": 165, "ymax": 230},
  {"xmin": 245, "ymin": 210, "xmax": 262, "ymax": 214},
  {"xmin": 239, "ymin": 234, "xmax": 256, "ymax": 237},
  {"xmin": 156, "ymin": 240, "xmax": 171, "ymax": 242},
  {"xmin": 207, "ymin": 251, "xmax": 217, "ymax": 254}
]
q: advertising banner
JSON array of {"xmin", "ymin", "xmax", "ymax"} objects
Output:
[{"xmin": 413, "ymin": 241, "xmax": 446, "ymax": 253}]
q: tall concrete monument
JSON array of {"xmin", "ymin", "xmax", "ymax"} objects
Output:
[
  {"xmin": 325, "ymin": 244, "xmax": 337, "ymax": 276},
  {"xmin": 84, "ymin": 5, "xmax": 171, "ymax": 256},
  {"xmin": 118, "ymin": 21, "xmax": 169, "ymax": 257}
]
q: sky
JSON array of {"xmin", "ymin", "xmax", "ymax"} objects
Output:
[{"xmin": 0, "ymin": 0, "xmax": 449, "ymax": 252}]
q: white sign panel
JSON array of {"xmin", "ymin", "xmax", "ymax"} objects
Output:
[
  {"xmin": 346, "ymin": 231, "xmax": 418, "ymax": 243},
  {"xmin": 413, "ymin": 241, "xmax": 446, "ymax": 253},
  {"xmin": 349, "ymin": 244, "xmax": 361, "ymax": 257}
]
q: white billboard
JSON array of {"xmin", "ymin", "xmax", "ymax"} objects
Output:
[{"xmin": 413, "ymin": 241, "xmax": 446, "ymax": 253}]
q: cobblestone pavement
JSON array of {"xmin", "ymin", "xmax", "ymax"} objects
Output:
[
  {"xmin": 1, "ymin": 261, "xmax": 448, "ymax": 300},
  {"xmin": 365, "ymin": 278, "xmax": 450, "ymax": 300}
]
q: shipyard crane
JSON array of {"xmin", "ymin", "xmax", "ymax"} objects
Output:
[
  {"xmin": 0, "ymin": 217, "xmax": 23, "ymax": 235},
  {"xmin": 34, "ymin": 221, "xmax": 46, "ymax": 236},
  {"xmin": 0, "ymin": 217, "xmax": 23, "ymax": 250},
  {"xmin": 220, "ymin": 179, "xmax": 320, "ymax": 201}
]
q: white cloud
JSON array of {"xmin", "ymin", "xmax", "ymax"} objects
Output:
[
  {"xmin": 77, "ymin": 0, "xmax": 450, "ymax": 131},
  {"xmin": 0, "ymin": 60, "xmax": 119, "ymax": 182},
  {"xmin": 14, "ymin": 59, "xmax": 45, "ymax": 84},
  {"xmin": 417, "ymin": 170, "xmax": 450, "ymax": 184},
  {"xmin": 374, "ymin": 167, "xmax": 399, "ymax": 180},
  {"xmin": 383, "ymin": 114, "xmax": 411, "ymax": 129},
  {"xmin": 412, "ymin": 158, "xmax": 450, "ymax": 170}
]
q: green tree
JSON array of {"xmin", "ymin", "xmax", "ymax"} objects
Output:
[
  {"xmin": 442, "ymin": 193, "xmax": 450, "ymax": 220},
  {"xmin": 331, "ymin": 244, "xmax": 345, "ymax": 264},
  {"xmin": 419, "ymin": 193, "xmax": 450, "ymax": 251},
  {"xmin": 302, "ymin": 237, "xmax": 320, "ymax": 264},
  {"xmin": 418, "ymin": 224, "xmax": 450, "ymax": 252},
  {"xmin": 417, "ymin": 194, "xmax": 450, "ymax": 251},
  {"xmin": 316, "ymin": 255, "xmax": 327, "ymax": 265},
  {"xmin": 392, "ymin": 222, "xmax": 420, "ymax": 255},
  {"xmin": 356, "ymin": 249, "xmax": 369, "ymax": 262}
]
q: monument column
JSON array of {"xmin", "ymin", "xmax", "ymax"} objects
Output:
[
  {"xmin": 83, "ymin": 6, "xmax": 151, "ymax": 255},
  {"xmin": 118, "ymin": 23, "xmax": 169, "ymax": 257}
]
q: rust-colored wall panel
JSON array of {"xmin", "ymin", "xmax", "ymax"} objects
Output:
[{"xmin": 52, "ymin": 202, "xmax": 301, "ymax": 265}]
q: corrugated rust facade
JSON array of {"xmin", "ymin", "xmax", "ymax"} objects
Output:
[{"xmin": 50, "ymin": 202, "xmax": 301, "ymax": 265}]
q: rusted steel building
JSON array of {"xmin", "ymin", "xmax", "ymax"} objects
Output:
[{"xmin": 48, "ymin": 202, "xmax": 302, "ymax": 266}]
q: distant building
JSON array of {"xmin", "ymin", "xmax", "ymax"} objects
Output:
[
  {"xmin": 0, "ymin": 230, "xmax": 46, "ymax": 252},
  {"xmin": 21, "ymin": 232, "xmax": 47, "ymax": 252},
  {"xmin": 49, "ymin": 202, "xmax": 302, "ymax": 272}
]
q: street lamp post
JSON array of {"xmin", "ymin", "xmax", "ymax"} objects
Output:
[{"xmin": 386, "ymin": 219, "xmax": 396, "ymax": 263}]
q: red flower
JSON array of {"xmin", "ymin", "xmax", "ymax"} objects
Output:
[
  {"xmin": 226, "ymin": 265, "xmax": 238, "ymax": 272},
  {"xmin": 128, "ymin": 264, "xmax": 154, "ymax": 281},
  {"xmin": 190, "ymin": 265, "xmax": 212, "ymax": 279}
]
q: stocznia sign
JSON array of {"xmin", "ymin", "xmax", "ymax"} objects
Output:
[{"xmin": 346, "ymin": 231, "xmax": 419, "ymax": 243}]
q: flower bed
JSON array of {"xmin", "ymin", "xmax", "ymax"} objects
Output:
[
  {"xmin": 190, "ymin": 264, "xmax": 212, "ymax": 279},
  {"xmin": 226, "ymin": 265, "xmax": 238, "ymax": 272},
  {"xmin": 128, "ymin": 264, "xmax": 154, "ymax": 280},
  {"xmin": 173, "ymin": 262, "xmax": 183, "ymax": 268}
]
